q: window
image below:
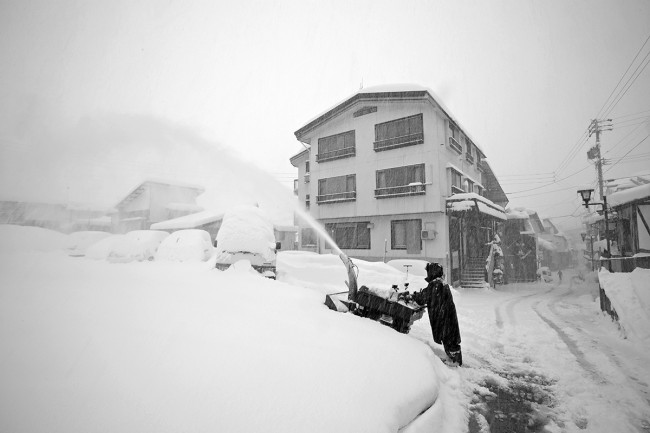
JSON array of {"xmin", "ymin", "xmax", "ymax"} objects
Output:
[
  {"xmin": 376, "ymin": 164, "xmax": 426, "ymax": 198},
  {"xmin": 293, "ymin": 179, "xmax": 298, "ymax": 195},
  {"xmin": 476, "ymin": 151, "xmax": 483, "ymax": 171},
  {"xmin": 450, "ymin": 169, "xmax": 463, "ymax": 194},
  {"xmin": 474, "ymin": 185, "xmax": 483, "ymax": 196},
  {"xmin": 325, "ymin": 222, "xmax": 370, "ymax": 249},
  {"xmin": 448, "ymin": 123, "xmax": 462, "ymax": 153},
  {"xmin": 305, "ymin": 194, "xmax": 310, "ymax": 209},
  {"xmin": 466, "ymin": 141, "xmax": 475, "ymax": 164},
  {"xmin": 374, "ymin": 114, "xmax": 424, "ymax": 151},
  {"xmin": 391, "ymin": 219, "xmax": 422, "ymax": 253},
  {"xmin": 317, "ymin": 174, "xmax": 356, "ymax": 203},
  {"xmin": 304, "ymin": 161, "xmax": 310, "ymax": 183},
  {"xmin": 301, "ymin": 227, "xmax": 316, "ymax": 247},
  {"xmin": 317, "ymin": 131, "xmax": 355, "ymax": 162},
  {"xmin": 465, "ymin": 179, "xmax": 474, "ymax": 193}
]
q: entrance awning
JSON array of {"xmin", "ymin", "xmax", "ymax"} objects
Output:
[{"xmin": 446, "ymin": 193, "xmax": 507, "ymax": 220}]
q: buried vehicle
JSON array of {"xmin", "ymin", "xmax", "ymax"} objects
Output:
[
  {"xmin": 214, "ymin": 206, "xmax": 280, "ymax": 278},
  {"xmin": 326, "ymin": 253, "xmax": 425, "ymax": 334}
]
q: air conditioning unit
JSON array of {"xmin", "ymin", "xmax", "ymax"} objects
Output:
[{"xmin": 421, "ymin": 230, "xmax": 437, "ymax": 240}]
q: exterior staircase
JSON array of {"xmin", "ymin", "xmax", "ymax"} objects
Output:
[{"xmin": 460, "ymin": 257, "xmax": 487, "ymax": 289}]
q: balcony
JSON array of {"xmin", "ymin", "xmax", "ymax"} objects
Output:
[
  {"xmin": 375, "ymin": 183, "xmax": 426, "ymax": 199},
  {"xmin": 465, "ymin": 153, "xmax": 475, "ymax": 164},
  {"xmin": 316, "ymin": 191, "xmax": 356, "ymax": 204},
  {"xmin": 448, "ymin": 137, "xmax": 462, "ymax": 154},
  {"xmin": 316, "ymin": 146, "xmax": 355, "ymax": 163},
  {"xmin": 374, "ymin": 132, "xmax": 424, "ymax": 152}
]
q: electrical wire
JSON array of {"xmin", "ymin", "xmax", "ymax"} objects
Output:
[{"xmin": 596, "ymin": 33, "xmax": 650, "ymax": 119}]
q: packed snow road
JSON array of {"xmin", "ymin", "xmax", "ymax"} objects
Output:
[{"xmin": 409, "ymin": 269, "xmax": 650, "ymax": 433}]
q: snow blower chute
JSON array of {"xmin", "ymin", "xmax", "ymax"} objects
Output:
[{"xmin": 324, "ymin": 253, "xmax": 425, "ymax": 334}]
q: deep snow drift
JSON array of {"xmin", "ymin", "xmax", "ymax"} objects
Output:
[{"xmin": 0, "ymin": 225, "xmax": 466, "ymax": 433}]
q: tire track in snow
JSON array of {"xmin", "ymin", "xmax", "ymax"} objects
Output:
[{"xmin": 532, "ymin": 299, "xmax": 606, "ymax": 384}]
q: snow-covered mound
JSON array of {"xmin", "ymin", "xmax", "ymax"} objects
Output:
[
  {"xmin": 0, "ymin": 231, "xmax": 465, "ymax": 432},
  {"xmin": 65, "ymin": 231, "xmax": 111, "ymax": 256},
  {"xmin": 155, "ymin": 229, "xmax": 214, "ymax": 262},
  {"xmin": 215, "ymin": 206, "xmax": 276, "ymax": 262},
  {"xmin": 598, "ymin": 267, "xmax": 650, "ymax": 343},
  {"xmin": 277, "ymin": 251, "xmax": 430, "ymax": 295},
  {"xmin": 0, "ymin": 224, "xmax": 68, "ymax": 253},
  {"xmin": 108, "ymin": 230, "xmax": 169, "ymax": 262},
  {"xmin": 85, "ymin": 234, "xmax": 126, "ymax": 260}
]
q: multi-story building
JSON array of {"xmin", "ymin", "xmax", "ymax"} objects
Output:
[{"xmin": 290, "ymin": 84, "xmax": 508, "ymax": 286}]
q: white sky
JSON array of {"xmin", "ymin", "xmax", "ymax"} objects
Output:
[{"xmin": 1, "ymin": 0, "xmax": 649, "ymax": 230}]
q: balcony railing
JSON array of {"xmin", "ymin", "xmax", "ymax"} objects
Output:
[
  {"xmin": 465, "ymin": 153, "xmax": 475, "ymax": 164},
  {"xmin": 448, "ymin": 136, "xmax": 462, "ymax": 154},
  {"xmin": 374, "ymin": 132, "xmax": 424, "ymax": 152},
  {"xmin": 316, "ymin": 191, "xmax": 356, "ymax": 204},
  {"xmin": 316, "ymin": 146, "xmax": 355, "ymax": 163},
  {"xmin": 375, "ymin": 183, "xmax": 426, "ymax": 198}
]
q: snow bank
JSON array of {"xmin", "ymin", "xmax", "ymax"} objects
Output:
[
  {"xmin": 0, "ymin": 224, "xmax": 68, "ymax": 253},
  {"xmin": 155, "ymin": 229, "xmax": 214, "ymax": 262},
  {"xmin": 598, "ymin": 268, "xmax": 650, "ymax": 343},
  {"xmin": 0, "ymin": 245, "xmax": 463, "ymax": 432}
]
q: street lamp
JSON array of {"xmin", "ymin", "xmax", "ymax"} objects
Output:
[{"xmin": 577, "ymin": 188, "xmax": 611, "ymax": 270}]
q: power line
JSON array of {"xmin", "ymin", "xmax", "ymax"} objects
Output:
[
  {"xmin": 603, "ymin": 134, "xmax": 650, "ymax": 174},
  {"xmin": 596, "ymin": 33, "xmax": 650, "ymax": 119}
]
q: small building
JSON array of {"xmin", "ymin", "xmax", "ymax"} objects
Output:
[
  {"xmin": 503, "ymin": 208, "xmax": 540, "ymax": 282},
  {"xmin": 608, "ymin": 183, "xmax": 650, "ymax": 262},
  {"xmin": 113, "ymin": 179, "xmax": 205, "ymax": 233}
]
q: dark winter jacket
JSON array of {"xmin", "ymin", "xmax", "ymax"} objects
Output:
[{"xmin": 418, "ymin": 277, "xmax": 462, "ymax": 348}]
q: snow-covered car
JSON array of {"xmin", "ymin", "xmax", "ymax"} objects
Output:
[
  {"xmin": 214, "ymin": 206, "xmax": 280, "ymax": 278},
  {"xmin": 107, "ymin": 230, "xmax": 169, "ymax": 263},
  {"xmin": 85, "ymin": 234, "xmax": 127, "ymax": 260},
  {"xmin": 154, "ymin": 229, "xmax": 214, "ymax": 262},
  {"xmin": 65, "ymin": 231, "xmax": 111, "ymax": 257}
]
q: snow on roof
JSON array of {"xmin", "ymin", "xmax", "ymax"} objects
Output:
[
  {"xmin": 609, "ymin": 183, "xmax": 650, "ymax": 207},
  {"xmin": 446, "ymin": 193, "xmax": 506, "ymax": 220},
  {"xmin": 537, "ymin": 237, "xmax": 556, "ymax": 251},
  {"xmin": 296, "ymin": 84, "xmax": 486, "ymax": 155},
  {"xmin": 506, "ymin": 208, "xmax": 529, "ymax": 220},
  {"xmin": 165, "ymin": 203, "xmax": 204, "ymax": 212},
  {"xmin": 151, "ymin": 209, "xmax": 225, "ymax": 230}
]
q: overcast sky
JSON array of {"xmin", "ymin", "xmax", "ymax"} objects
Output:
[{"xmin": 1, "ymin": 0, "xmax": 649, "ymax": 229}]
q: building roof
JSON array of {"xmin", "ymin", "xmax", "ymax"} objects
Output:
[
  {"xmin": 479, "ymin": 161, "xmax": 508, "ymax": 206},
  {"xmin": 446, "ymin": 193, "xmax": 507, "ymax": 220},
  {"xmin": 294, "ymin": 84, "xmax": 486, "ymax": 156},
  {"xmin": 609, "ymin": 183, "xmax": 650, "ymax": 207},
  {"xmin": 150, "ymin": 209, "xmax": 225, "ymax": 230},
  {"xmin": 115, "ymin": 179, "xmax": 205, "ymax": 209}
]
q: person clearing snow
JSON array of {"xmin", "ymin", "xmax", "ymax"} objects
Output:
[{"xmin": 413, "ymin": 263, "xmax": 463, "ymax": 366}]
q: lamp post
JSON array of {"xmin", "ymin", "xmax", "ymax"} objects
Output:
[{"xmin": 577, "ymin": 188, "xmax": 611, "ymax": 270}]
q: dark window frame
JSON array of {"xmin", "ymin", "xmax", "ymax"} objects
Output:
[
  {"xmin": 317, "ymin": 174, "xmax": 356, "ymax": 204},
  {"xmin": 450, "ymin": 168, "xmax": 463, "ymax": 195},
  {"xmin": 391, "ymin": 219, "xmax": 422, "ymax": 252},
  {"xmin": 375, "ymin": 163, "xmax": 426, "ymax": 198},
  {"xmin": 325, "ymin": 222, "xmax": 371, "ymax": 249},
  {"xmin": 316, "ymin": 130, "xmax": 356, "ymax": 162},
  {"xmin": 374, "ymin": 114, "xmax": 424, "ymax": 152}
]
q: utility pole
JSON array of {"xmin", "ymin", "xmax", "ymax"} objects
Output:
[{"xmin": 587, "ymin": 119, "xmax": 613, "ymax": 200}]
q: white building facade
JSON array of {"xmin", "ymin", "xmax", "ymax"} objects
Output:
[{"xmin": 290, "ymin": 85, "xmax": 507, "ymax": 285}]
